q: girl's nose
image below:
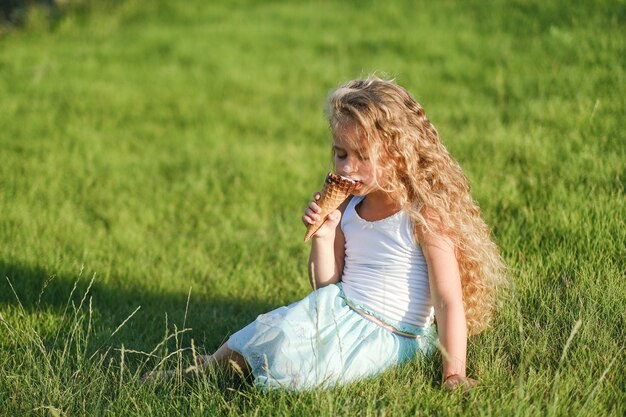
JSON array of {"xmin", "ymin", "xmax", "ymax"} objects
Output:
[
  {"xmin": 339, "ymin": 162, "xmax": 354, "ymax": 177},
  {"xmin": 343, "ymin": 156, "xmax": 358, "ymax": 174}
]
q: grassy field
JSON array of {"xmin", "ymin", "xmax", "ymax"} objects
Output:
[{"xmin": 1, "ymin": 0, "xmax": 624, "ymax": 415}]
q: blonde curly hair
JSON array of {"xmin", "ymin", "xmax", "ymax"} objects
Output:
[{"xmin": 326, "ymin": 76, "xmax": 507, "ymax": 334}]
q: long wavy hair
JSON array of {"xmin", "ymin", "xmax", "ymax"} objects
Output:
[{"xmin": 326, "ymin": 76, "xmax": 507, "ymax": 334}]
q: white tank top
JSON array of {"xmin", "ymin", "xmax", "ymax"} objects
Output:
[{"xmin": 340, "ymin": 196, "xmax": 434, "ymax": 328}]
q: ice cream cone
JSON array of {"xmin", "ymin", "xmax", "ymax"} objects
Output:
[{"xmin": 304, "ymin": 172, "xmax": 359, "ymax": 242}]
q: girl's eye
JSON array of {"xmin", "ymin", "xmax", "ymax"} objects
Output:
[{"xmin": 335, "ymin": 153, "xmax": 347, "ymax": 160}]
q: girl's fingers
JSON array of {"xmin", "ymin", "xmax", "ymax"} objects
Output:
[
  {"xmin": 302, "ymin": 213, "xmax": 319, "ymax": 225},
  {"xmin": 443, "ymin": 375, "xmax": 479, "ymax": 392},
  {"xmin": 467, "ymin": 378, "xmax": 480, "ymax": 387},
  {"xmin": 302, "ymin": 194, "xmax": 323, "ymax": 226},
  {"xmin": 305, "ymin": 207, "xmax": 320, "ymax": 218},
  {"xmin": 325, "ymin": 210, "xmax": 341, "ymax": 225},
  {"xmin": 308, "ymin": 201, "xmax": 321, "ymax": 213}
]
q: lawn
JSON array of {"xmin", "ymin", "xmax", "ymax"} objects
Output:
[{"xmin": 0, "ymin": 0, "xmax": 624, "ymax": 415}]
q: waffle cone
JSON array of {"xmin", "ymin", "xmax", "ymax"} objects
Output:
[{"xmin": 304, "ymin": 172, "xmax": 359, "ymax": 242}]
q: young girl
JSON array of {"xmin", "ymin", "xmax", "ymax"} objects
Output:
[{"xmin": 143, "ymin": 77, "xmax": 506, "ymax": 390}]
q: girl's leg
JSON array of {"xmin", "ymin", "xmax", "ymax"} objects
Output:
[
  {"xmin": 190, "ymin": 343, "xmax": 250, "ymax": 378},
  {"xmin": 141, "ymin": 342, "xmax": 251, "ymax": 383}
]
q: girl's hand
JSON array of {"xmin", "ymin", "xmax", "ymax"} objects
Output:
[
  {"xmin": 443, "ymin": 375, "xmax": 479, "ymax": 391},
  {"xmin": 302, "ymin": 193, "xmax": 341, "ymax": 240}
]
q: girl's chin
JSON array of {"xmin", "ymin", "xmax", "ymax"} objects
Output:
[{"xmin": 351, "ymin": 186, "xmax": 371, "ymax": 196}]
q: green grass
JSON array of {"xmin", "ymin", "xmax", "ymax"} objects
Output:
[{"xmin": 1, "ymin": 0, "xmax": 624, "ymax": 415}]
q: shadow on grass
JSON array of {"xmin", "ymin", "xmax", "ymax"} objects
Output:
[{"xmin": 0, "ymin": 259, "xmax": 276, "ymax": 357}]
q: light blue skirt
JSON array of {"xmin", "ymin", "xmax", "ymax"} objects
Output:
[{"xmin": 227, "ymin": 283, "xmax": 436, "ymax": 390}]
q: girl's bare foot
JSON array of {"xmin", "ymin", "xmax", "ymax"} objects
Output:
[
  {"xmin": 194, "ymin": 354, "xmax": 212, "ymax": 367},
  {"xmin": 140, "ymin": 345, "xmax": 249, "ymax": 384},
  {"xmin": 140, "ymin": 369, "xmax": 177, "ymax": 384},
  {"xmin": 140, "ymin": 355, "xmax": 212, "ymax": 384}
]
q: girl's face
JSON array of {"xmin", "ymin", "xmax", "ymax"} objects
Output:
[{"xmin": 332, "ymin": 121, "xmax": 380, "ymax": 196}]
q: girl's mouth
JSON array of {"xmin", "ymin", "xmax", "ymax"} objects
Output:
[
  {"xmin": 338, "ymin": 175, "xmax": 359, "ymax": 183},
  {"xmin": 343, "ymin": 176, "xmax": 358, "ymax": 183},
  {"xmin": 333, "ymin": 174, "xmax": 362, "ymax": 192},
  {"xmin": 349, "ymin": 179, "xmax": 363, "ymax": 190}
]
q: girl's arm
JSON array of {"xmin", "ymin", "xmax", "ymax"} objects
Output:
[
  {"xmin": 417, "ymin": 223, "xmax": 479, "ymax": 390},
  {"xmin": 303, "ymin": 195, "xmax": 349, "ymax": 289}
]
